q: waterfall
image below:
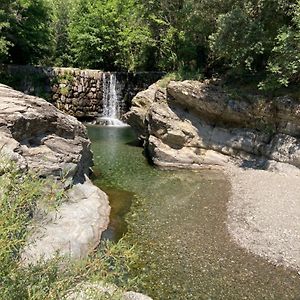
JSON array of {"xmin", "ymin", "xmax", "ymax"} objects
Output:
[{"xmin": 99, "ymin": 73, "xmax": 127, "ymax": 126}]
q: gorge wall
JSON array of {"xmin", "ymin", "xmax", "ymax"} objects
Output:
[
  {"xmin": 124, "ymin": 80, "xmax": 300, "ymax": 173},
  {"xmin": 0, "ymin": 65, "xmax": 164, "ymax": 119}
]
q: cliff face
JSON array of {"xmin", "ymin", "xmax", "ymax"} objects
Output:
[{"xmin": 124, "ymin": 80, "xmax": 300, "ymax": 172}]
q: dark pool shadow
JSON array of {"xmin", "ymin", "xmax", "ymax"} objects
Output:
[
  {"xmin": 126, "ymin": 139, "xmax": 143, "ymax": 147},
  {"xmin": 100, "ymin": 187, "xmax": 134, "ymax": 242}
]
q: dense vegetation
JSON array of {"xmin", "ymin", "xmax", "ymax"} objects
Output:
[
  {"xmin": 0, "ymin": 0, "xmax": 299, "ymax": 89},
  {"xmin": 0, "ymin": 158, "xmax": 139, "ymax": 299}
]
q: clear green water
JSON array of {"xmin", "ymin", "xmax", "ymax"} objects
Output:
[{"xmin": 89, "ymin": 125, "xmax": 300, "ymax": 300}]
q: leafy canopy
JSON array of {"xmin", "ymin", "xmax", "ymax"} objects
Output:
[{"xmin": 0, "ymin": 0, "xmax": 299, "ymax": 89}]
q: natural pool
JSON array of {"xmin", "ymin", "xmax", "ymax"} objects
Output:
[{"xmin": 88, "ymin": 125, "xmax": 300, "ymax": 300}]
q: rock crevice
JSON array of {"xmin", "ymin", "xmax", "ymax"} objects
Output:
[{"xmin": 125, "ymin": 80, "xmax": 300, "ymax": 172}]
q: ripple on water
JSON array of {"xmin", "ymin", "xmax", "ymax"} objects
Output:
[{"xmin": 89, "ymin": 126, "xmax": 300, "ymax": 300}]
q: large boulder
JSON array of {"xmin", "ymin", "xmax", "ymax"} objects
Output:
[
  {"xmin": 124, "ymin": 80, "xmax": 300, "ymax": 171},
  {"xmin": 0, "ymin": 84, "xmax": 110, "ymax": 263},
  {"xmin": 0, "ymin": 84, "xmax": 92, "ymax": 183},
  {"xmin": 21, "ymin": 178, "xmax": 110, "ymax": 265}
]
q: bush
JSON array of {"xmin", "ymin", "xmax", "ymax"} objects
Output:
[{"xmin": 0, "ymin": 158, "xmax": 139, "ymax": 299}]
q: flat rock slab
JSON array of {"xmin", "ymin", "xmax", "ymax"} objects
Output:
[
  {"xmin": 21, "ymin": 178, "xmax": 110, "ymax": 265},
  {"xmin": 227, "ymin": 165, "xmax": 300, "ymax": 271}
]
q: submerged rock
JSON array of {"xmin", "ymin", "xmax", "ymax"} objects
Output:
[{"xmin": 124, "ymin": 80, "xmax": 300, "ymax": 172}]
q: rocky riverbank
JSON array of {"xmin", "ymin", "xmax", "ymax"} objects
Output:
[
  {"xmin": 124, "ymin": 79, "xmax": 300, "ymax": 271},
  {"xmin": 0, "ymin": 83, "xmax": 153, "ymax": 299},
  {"xmin": 125, "ymin": 80, "xmax": 300, "ymax": 172},
  {"xmin": 0, "ymin": 83, "xmax": 110, "ymax": 263}
]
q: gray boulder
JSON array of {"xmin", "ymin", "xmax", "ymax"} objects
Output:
[
  {"xmin": 21, "ymin": 178, "xmax": 110, "ymax": 265},
  {"xmin": 124, "ymin": 80, "xmax": 300, "ymax": 171},
  {"xmin": 0, "ymin": 84, "xmax": 92, "ymax": 183},
  {"xmin": 0, "ymin": 84, "xmax": 110, "ymax": 264}
]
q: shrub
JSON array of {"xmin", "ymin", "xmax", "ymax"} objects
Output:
[{"xmin": 0, "ymin": 157, "xmax": 139, "ymax": 299}]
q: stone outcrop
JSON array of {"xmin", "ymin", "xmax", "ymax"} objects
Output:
[
  {"xmin": 0, "ymin": 84, "xmax": 110, "ymax": 263},
  {"xmin": 0, "ymin": 83, "xmax": 92, "ymax": 183},
  {"xmin": 124, "ymin": 80, "xmax": 300, "ymax": 171}
]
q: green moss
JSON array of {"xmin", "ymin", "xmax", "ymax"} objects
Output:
[
  {"xmin": 59, "ymin": 85, "xmax": 70, "ymax": 96},
  {"xmin": 52, "ymin": 73, "xmax": 74, "ymax": 85}
]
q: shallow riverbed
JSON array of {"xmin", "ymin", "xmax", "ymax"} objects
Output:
[{"xmin": 89, "ymin": 125, "xmax": 300, "ymax": 300}]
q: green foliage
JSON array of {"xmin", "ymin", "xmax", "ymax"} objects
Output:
[
  {"xmin": 49, "ymin": 0, "xmax": 73, "ymax": 66},
  {"xmin": 260, "ymin": 1, "xmax": 300, "ymax": 89},
  {"xmin": 0, "ymin": 0, "xmax": 53, "ymax": 64},
  {"xmin": 67, "ymin": 0, "xmax": 151, "ymax": 71},
  {"xmin": 1, "ymin": 239, "xmax": 139, "ymax": 299},
  {"xmin": 0, "ymin": 158, "xmax": 140, "ymax": 299},
  {"xmin": 59, "ymin": 85, "xmax": 69, "ymax": 96},
  {"xmin": 210, "ymin": 0, "xmax": 299, "ymax": 88},
  {"xmin": 0, "ymin": 158, "xmax": 62, "ymax": 279},
  {"xmin": 0, "ymin": 0, "xmax": 299, "ymax": 91},
  {"xmin": 0, "ymin": 16, "xmax": 11, "ymax": 59}
]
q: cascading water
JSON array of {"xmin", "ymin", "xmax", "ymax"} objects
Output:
[{"xmin": 99, "ymin": 73, "xmax": 127, "ymax": 126}]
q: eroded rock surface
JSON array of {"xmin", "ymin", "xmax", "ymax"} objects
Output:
[
  {"xmin": 0, "ymin": 83, "xmax": 92, "ymax": 183},
  {"xmin": 124, "ymin": 80, "xmax": 300, "ymax": 171},
  {"xmin": 0, "ymin": 84, "xmax": 110, "ymax": 263}
]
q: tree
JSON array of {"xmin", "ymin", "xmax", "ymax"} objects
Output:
[
  {"xmin": 49, "ymin": 0, "xmax": 73, "ymax": 66},
  {"xmin": 0, "ymin": 0, "xmax": 16, "ymax": 61},
  {"xmin": 138, "ymin": 0, "xmax": 235, "ymax": 72},
  {"xmin": 262, "ymin": 0, "xmax": 300, "ymax": 88},
  {"xmin": 68, "ymin": 0, "xmax": 151, "ymax": 70},
  {"xmin": 0, "ymin": 0, "xmax": 53, "ymax": 64},
  {"xmin": 209, "ymin": 0, "xmax": 298, "ymax": 87}
]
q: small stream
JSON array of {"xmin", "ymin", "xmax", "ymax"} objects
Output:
[{"xmin": 89, "ymin": 125, "xmax": 300, "ymax": 300}]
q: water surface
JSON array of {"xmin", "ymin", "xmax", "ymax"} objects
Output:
[{"xmin": 89, "ymin": 125, "xmax": 300, "ymax": 300}]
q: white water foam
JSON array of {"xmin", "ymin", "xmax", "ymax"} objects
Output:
[{"xmin": 99, "ymin": 73, "xmax": 128, "ymax": 127}]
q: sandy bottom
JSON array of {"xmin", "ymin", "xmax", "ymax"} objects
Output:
[{"xmin": 226, "ymin": 164, "xmax": 300, "ymax": 271}]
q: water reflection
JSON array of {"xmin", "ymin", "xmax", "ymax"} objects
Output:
[{"xmin": 89, "ymin": 125, "xmax": 300, "ymax": 300}]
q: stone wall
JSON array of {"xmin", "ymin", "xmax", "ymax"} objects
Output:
[
  {"xmin": 0, "ymin": 65, "xmax": 164, "ymax": 119},
  {"xmin": 51, "ymin": 68, "xmax": 104, "ymax": 118}
]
